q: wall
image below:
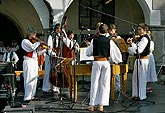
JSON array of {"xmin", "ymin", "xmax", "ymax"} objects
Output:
[
  {"xmin": 65, "ymin": 0, "xmax": 145, "ymax": 36},
  {"xmin": 150, "ymin": 26, "xmax": 165, "ymax": 66},
  {"xmin": 0, "ymin": 0, "xmax": 43, "ymax": 37},
  {"xmin": 115, "ymin": 0, "xmax": 144, "ymax": 34}
]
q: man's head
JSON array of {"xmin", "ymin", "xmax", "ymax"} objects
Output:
[
  {"xmin": 54, "ymin": 23, "xmax": 61, "ymax": 34},
  {"xmin": 67, "ymin": 30, "xmax": 74, "ymax": 40},
  {"xmin": 5, "ymin": 43, "xmax": 12, "ymax": 52},
  {"xmin": 26, "ymin": 26, "xmax": 37, "ymax": 39},
  {"xmin": 99, "ymin": 24, "xmax": 109, "ymax": 34},
  {"xmin": 109, "ymin": 24, "xmax": 116, "ymax": 34}
]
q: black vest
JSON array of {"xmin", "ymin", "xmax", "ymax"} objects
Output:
[
  {"xmin": 93, "ymin": 35, "xmax": 110, "ymax": 57},
  {"xmin": 136, "ymin": 34, "xmax": 150, "ymax": 56},
  {"xmin": 5, "ymin": 52, "xmax": 14, "ymax": 62}
]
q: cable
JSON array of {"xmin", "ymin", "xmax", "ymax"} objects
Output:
[{"xmin": 78, "ymin": 3, "xmax": 138, "ymax": 26}]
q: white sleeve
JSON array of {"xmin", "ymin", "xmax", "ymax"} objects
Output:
[
  {"xmin": 74, "ymin": 42, "xmax": 80, "ymax": 52},
  {"xmin": 150, "ymin": 41, "xmax": 154, "ymax": 52},
  {"xmin": 109, "ymin": 40, "xmax": 123, "ymax": 64},
  {"xmin": 137, "ymin": 37, "xmax": 148, "ymax": 53},
  {"xmin": 2, "ymin": 52, "xmax": 6, "ymax": 62},
  {"xmin": 128, "ymin": 37, "xmax": 148, "ymax": 55},
  {"xmin": 128, "ymin": 43, "xmax": 137, "ymax": 55},
  {"xmin": 86, "ymin": 39, "xmax": 93, "ymax": 57},
  {"xmin": 47, "ymin": 35, "xmax": 56, "ymax": 56},
  {"xmin": 12, "ymin": 52, "xmax": 19, "ymax": 64},
  {"xmin": 21, "ymin": 39, "xmax": 40, "ymax": 52},
  {"xmin": 37, "ymin": 49, "xmax": 47, "ymax": 56}
]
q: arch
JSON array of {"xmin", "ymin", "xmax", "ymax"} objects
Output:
[
  {"xmin": 29, "ymin": 0, "xmax": 49, "ymax": 29},
  {"xmin": 137, "ymin": 0, "xmax": 150, "ymax": 24},
  {"xmin": 46, "ymin": 0, "xmax": 73, "ymax": 24},
  {"xmin": 137, "ymin": 0, "xmax": 161, "ymax": 25},
  {"xmin": 0, "ymin": 13, "xmax": 22, "ymax": 47}
]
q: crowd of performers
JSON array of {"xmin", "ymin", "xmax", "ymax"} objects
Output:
[
  {"xmin": 0, "ymin": 19, "xmax": 157, "ymax": 112},
  {"xmin": 86, "ymin": 22, "xmax": 157, "ymax": 112}
]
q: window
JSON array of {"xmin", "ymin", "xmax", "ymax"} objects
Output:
[{"xmin": 79, "ymin": 0, "xmax": 115, "ymax": 30}]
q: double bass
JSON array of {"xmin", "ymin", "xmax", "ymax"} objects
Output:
[{"xmin": 49, "ymin": 16, "xmax": 70, "ymax": 88}]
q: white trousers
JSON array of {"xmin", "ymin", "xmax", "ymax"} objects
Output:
[
  {"xmin": 132, "ymin": 59, "xmax": 148, "ymax": 100},
  {"xmin": 42, "ymin": 55, "xmax": 59, "ymax": 92},
  {"xmin": 23, "ymin": 59, "xmax": 38, "ymax": 101},
  {"xmin": 89, "ymin": 61, "xmax": 110, "ymax": 106}
]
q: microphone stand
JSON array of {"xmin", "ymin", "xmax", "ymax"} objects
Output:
[
  {"xmin": 136, "ymin": 44, "xmax": 140, "ymax": 101},
  {"xmin": 54, "ymin": 34, "xmax": 70, "ymax": 108},
  {"xmin": 128, "ymin": 41, "xmax": 155, "ymax": 110}
]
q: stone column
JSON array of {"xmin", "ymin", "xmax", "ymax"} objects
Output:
[{"xmin": 149, "ymin": 25, "xmax": 165, "ymax": 66}]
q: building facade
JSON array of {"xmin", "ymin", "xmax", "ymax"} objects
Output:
[{"xmin": 0, "ymin": 0, "xmax": 165, "ymax": 66}]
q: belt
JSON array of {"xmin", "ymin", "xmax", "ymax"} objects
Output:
[
  {"xmin": 94, "ymin": 57, "xmax": 108, "ymax": 61},
  {"xmin": 140, "ymin": 56, "xmax": 148, "ymax": 59}
]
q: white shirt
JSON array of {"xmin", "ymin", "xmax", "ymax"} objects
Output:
[
  {"xmin": 86, "ymin": 37, "xmax": 122, "ymax": 64},
  {"xmin": 128, "ymin": 36, "xmax": 149, "ymax": 55},
  {"xmin": 3, "ymin": 51, "xmax": 19, "ymax": 64}
]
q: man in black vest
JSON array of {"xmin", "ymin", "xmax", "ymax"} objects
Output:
[
  {"xmin": 42, "ymin": 23, "xmax": 62, "ymax": 94},
  {"xmin": 86, "ymin": 24, "xmax": 122, "ymax": 112},
  {"xmin": 3, "ymin": 44, "xmax": 19, "ymax": 68}
]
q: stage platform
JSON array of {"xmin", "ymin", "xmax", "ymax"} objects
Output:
[{"xmin": 1, "ymin": 71, "xmax": 165, "ymax": 113}]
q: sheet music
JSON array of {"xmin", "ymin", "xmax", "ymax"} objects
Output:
[
  {"xmin": 112, "ymin": 38, "xmax": 128, "ymax": 52},
  {"xmin": 80, "ymin": 48, "xmax": 94, "ymax": 61}
]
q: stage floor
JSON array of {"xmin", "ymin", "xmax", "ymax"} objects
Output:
[{"xmin": 1, "ymin": 72, "xmax": 165, "ymax": 113}]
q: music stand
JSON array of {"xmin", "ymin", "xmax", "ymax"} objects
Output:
[
  {"xmin": 112, "ymin": 38, "xmax": 129, "ymax": 64},
  {"xmin": 55, "ymin": 57, "xmax": 73, "ymax": 92},
  {"xmin": 111, "ymin": 38, "xmax": 128, "ymax": 52},
  {"xmin": 54, "ymin": 57, "xmax": 73, "ymax": 107},
  {"xmin": 110, "ymin": 38, "xmax": 130, "ymax": 104}
]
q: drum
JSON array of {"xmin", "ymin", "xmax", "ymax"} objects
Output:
[{"xmin": 49, "ymin": 57, "xmax": 69, "ymax": 88}]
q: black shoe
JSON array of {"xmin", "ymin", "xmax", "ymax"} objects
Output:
[
  {"xmin": 23, "ymin": 99, "xmax": 31, "ymax": 103},
  {"xmin": 129, "ymin": 96, "xmax": 140, "ymax": 101}
]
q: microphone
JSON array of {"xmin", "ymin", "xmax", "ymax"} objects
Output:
[
  {"xmin": 129, "ymin": 26, "xmax": 135, "ymax": 37},
  {"xmin": 81, "ymin": 26, "xmax": 90, "ymax": 31}
]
